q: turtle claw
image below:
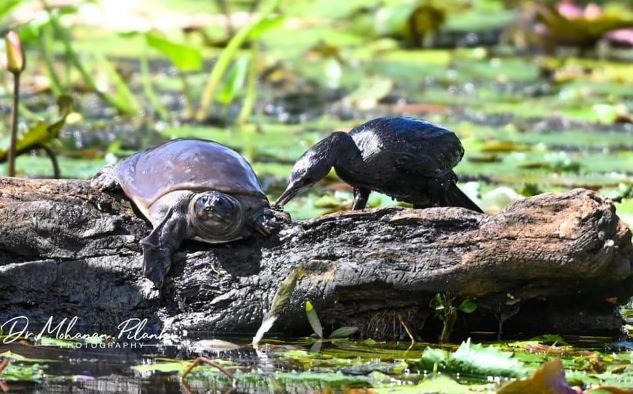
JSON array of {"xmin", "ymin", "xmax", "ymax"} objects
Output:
[
  {"xmin": 140, "ymin": 236, "xmax": 171, "ymax": 289},
  {"xmin": 254, "ymin": 208, "xmax": 290, "ymax": 237},
  {"xmin": 91, "ymin": 165, "xmax": 121, "ymax": 192}
]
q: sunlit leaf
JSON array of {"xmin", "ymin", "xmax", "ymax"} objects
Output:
[
  {"xmin": 450, "ymin": 339, "xmax": 527, "ymax": 378},
  {"xmin": 0, "ymin": 0, "xmax": 21, "ymax": 19},
  {"xmin": 253, "ymin": 268, "xmax": 304, "ymax": 346},
  {"xmin": 248, "ymin": 15, "xmax": 286, "ymax": 40},
  {"xmin": 306, "ymin": 300, "xmax": 324, "ymax": 339},
  {"xmin": 145, "ymin": 32, "xmax": 203, "ymax": 72},
  {"xmin": 0, "ymin": 96, "xmax": 74, "ymax": 162},
  {"xmin": 216, "ymin": 57, "xmax": 249, "ymax": 105},
  {"xmin": 418, "ymin": 347, "xmax": 448, "ymax": 371}
]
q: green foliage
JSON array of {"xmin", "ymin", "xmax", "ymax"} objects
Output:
[
  {"xmin": 253, "ymin": 268, "xmax": 304, "ymax": 346},
  {"xmin": 305, "ymin": 300, "xmax": 324, "ymax": 339},
  {"xmin": 458, "ymin": 299, "xmax": 478, "ymax": 314},
  {"xmin": 145, "ymin": 32, "xmax": 203, "ymax": 72},
  {"xmin": 0, "ymin": 0, "xmax": 21, "ymax": 25},
  {"xmin": 0, "ymin": 363, "xmax": 45, "ymax": 382},
  {"xmin": 195, "ymin": 0, "xmax": 282, "ymax": 121},
  {"xmin": 450, "ymin": 339, "xmax": 528, "ymax": 378},
  {"xmin": 44, "ymin": 7, "xmax": 138, "ymax": 115},
  {"xmin": 418, "ymin": 339, "xmax": 528, "ymax": 379},
  {"xmin": 0, "ymin": 95, "xmax": 73, "ymax": 179},
  {"xmin": 216, "ymin": 57, "xmax": 249, "ymax": 105}
]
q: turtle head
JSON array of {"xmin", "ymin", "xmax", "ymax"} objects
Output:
[
  {"xmin": 276, "ymin": 132, "xmax": 356, "ymax": 208},
  {"xmin": 190, "ymin": 191, "xmax": 244, "ymax": 238}
]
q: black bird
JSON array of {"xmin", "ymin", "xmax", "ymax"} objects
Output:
[{"xmin": 275, "ymin": 116, "xmax": 483, "ymax": 212}]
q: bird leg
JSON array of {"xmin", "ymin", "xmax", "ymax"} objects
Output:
[{"xmin": 352, "ymin": 188, "xmax": 370, "ymax": 210}]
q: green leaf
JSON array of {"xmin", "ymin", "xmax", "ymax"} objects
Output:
[
  {"xmin": 267, "ymin": 268, "xmax": 304, "ymax": 319},
  {"xmin": 0, "ymin": 96, "xmax": 73, "ymax": 161},
  {"xmin": 248, "ymin": 15, "xmax": 286, "ymax": 40},
  {"xmin": 448, "ymin": 339, "xmax": 527, "ymax": 378},
  {"xmin": 329, "ymin": 326, "xmax": 358, "ymax": 339},
  {"xmin": 145, "ymin": 32, "xmax": 203, "ymax": 72},
  {"xmin": 253, "ymin": 268, "xmax": 304, "ymax": 346},
  {"xmin": 458, "ymin": 299, "xmax": 477, "ymax": 314},
  {"xmin": 0, "ymin": 0, "xmax": 21, "ymax": 19},
  {"xmin": 306, "ymin": 300, "xmax": 323, "ymax": 338},
  {"xmin": 195, "ymin": 0, "xmax": 282, "ymax": 120},
  {"xmin": 216, "ymin": 57, "xmax": 249, "ymax": 105},
  {"xmin": 97, "ymin": 53, "xmax": 141, "ymax": 115},
  {"xmin": 0, "ymin": 363, "xmax": 45, "ymax": 382},
  {"xmin": 132, "ymin": 361, "xmax": 189, "ymax": 373},
  {"xmin": 418, "ymin": 347, "xmax": 448, "ymax": 371}
]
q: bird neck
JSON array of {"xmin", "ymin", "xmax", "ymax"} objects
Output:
[{"xmin": 329, "ymin": 132, "xmax": 365, "ymax": 177}]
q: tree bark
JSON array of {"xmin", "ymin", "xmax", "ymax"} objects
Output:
[{"xmin": 0, "ymin": 177, "xmax": 631, "ymax": 340}]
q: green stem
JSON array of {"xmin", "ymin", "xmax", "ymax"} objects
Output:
[
  {"xmin": 38, "ymin": 26, "xmax": 63, "ymax": 96},
  {"xmin": 195, "ymin": 0, "xmax": 280, "ymax": 121},
  {"xmin": 179, "ymin": 71, "xmax": 196, "ymax": 120},
  {"xmin": 439, "ymin": 306, "xmax": 456, "ymax": 344},
  {"xmin": 44, "ymin": 4, "xmax": 137, "ymax": 115},
  {"xmin": 237, "ymin": 45, "xmax": 259, "ymax": 125},
  {"xmin": 8, "ymin": 72, "xmax": 20, "ymax": 177},
  {"xmin": 140, "ymin": 47, "xmax": 170, "ymax": 120}
]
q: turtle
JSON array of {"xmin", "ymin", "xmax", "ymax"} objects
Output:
[
  {"xmin": 275, "ymin": 116, "xmax": 483, "ymax": 213},
  {"xmin": 92, "ymin": 139, "xmax": 287, "ymax": 288}
]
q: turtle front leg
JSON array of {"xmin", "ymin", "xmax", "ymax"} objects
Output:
[
  {"xmin": 91, "ymin": 164, "xmax": 121, "ymax": 191},
  {"xmin": 252, "ymin": 207, "xmax": 290, "ymax": 237},
  {"xmin": 140, "ymin": 207, "xmax": 189, "ymax": 288}
]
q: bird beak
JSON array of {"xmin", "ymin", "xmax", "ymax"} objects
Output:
[{"xmin": 275, "ymin": 184, "xmax": 302, "ymax": 208}]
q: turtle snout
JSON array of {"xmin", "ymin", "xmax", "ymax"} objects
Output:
[
  {"xmin": 204, "ymin": 193, "xmax": 231, "ymax": 213},
  {"xmin": 195, "ymin": 192, "xmax": 238, "ymax": 223},
  {"xmin": 203, "ymin": 193, "xmax": 222, "ymax": 211}
]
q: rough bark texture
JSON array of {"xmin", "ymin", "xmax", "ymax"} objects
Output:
[{"xmin": 0, "ymin": 177, "xmax": 631, "ymax": 340}]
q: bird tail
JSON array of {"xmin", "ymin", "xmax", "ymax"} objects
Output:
[{"xmin": 446, "ymin": 182, "xmax": 484, "ymax": 213}]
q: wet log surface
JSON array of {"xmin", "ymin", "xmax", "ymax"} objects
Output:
[{"xmin": 0, "ymin": 177, "xmax": 632, "ymax": 340}]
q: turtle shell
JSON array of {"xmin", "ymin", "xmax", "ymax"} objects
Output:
[{"xmin": 115, "ymin": 139, "xmax": 265, "ymax": 210}]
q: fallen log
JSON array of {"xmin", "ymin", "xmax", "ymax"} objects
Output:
[{"xmin": 0, "ymin": 177, "xmax": 631, "ymax": 340}]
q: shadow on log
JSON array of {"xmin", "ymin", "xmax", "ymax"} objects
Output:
[{"xmin": 0, "ymin": 177, "xmax": 631, "ymax": 340}]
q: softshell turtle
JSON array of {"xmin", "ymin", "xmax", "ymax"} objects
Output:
[
  {"xmin": 275, "ymin": 116, "xmax": 482, "ymax": 212},
  {"xmin": 92, "ymin": 139, "xmax": 286, "ymax": 288}
]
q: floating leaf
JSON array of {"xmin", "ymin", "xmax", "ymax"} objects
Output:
[
  {"xmin": 418, "ymin": 347, "xmax": 448, "ymax": 371},
  {"xmin": 0, "ymin": 363, "xmax": 45, "ymax": 382},
  {"xmin": 450, "ymin": 339, "xmax": 527, "ymax": 378},
  {"xmin": 344, "ymin": 76, "xmax": 394, "ymax": 110}
]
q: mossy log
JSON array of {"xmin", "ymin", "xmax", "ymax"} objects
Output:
[{"xmin": 0, "ymin": 177, "xmax": 631, "ymax": 340}]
